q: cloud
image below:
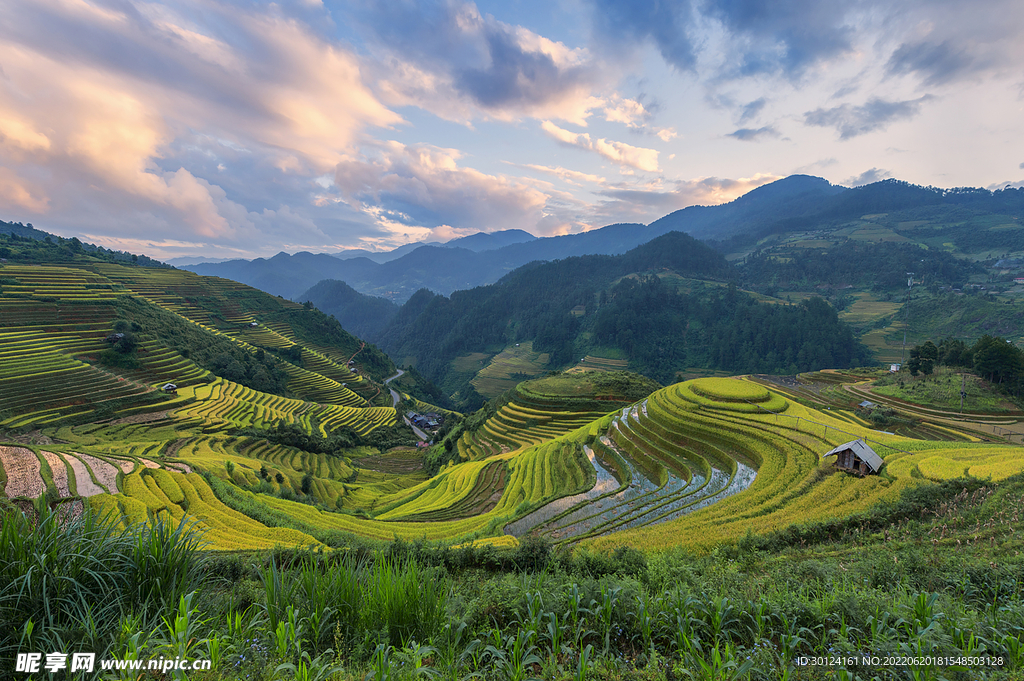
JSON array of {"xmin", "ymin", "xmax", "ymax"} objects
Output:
[
  {"xmin": 519, "ymin": 164, "xmax": 607, "ymax": 186},
  {"xmin": 727, "ymin": 126, "xmax": 780, "ymax": 142},
  {"xmin": 886, "ymin": 40, "xmax": 979, "ymax": 87},
  {"xmin": 588, "ymin": 0, "xmax": 1024, "ymax": 98},
  {"xmin": 1019, "ymin": 162, "xmax": 1024, "ymax": 170},
  {"xmin": 804, "ymin": 96, "xmax": 932, "ymax": 139},
  {"xmin": 589, "ymin": 173, "xmax": 783, "ymax": 225},
  {"xmin": 0, "ymin": 0, "xmax": 401, "ymax": 251},
  {"xmin": 0, "ymin": 167, "xmax": 49, "ymax": 213},
  {"xmin": 602, "ymin": 94, "xmax": 677, "ymax": 140},
  {"xmin": 589, "ymin": 0, "xmax": 858, "ymax": 78},
  {"xmin": 883, "ymin": 0, "xmax": 1024, "ymax": 86},
  {"xmin": 331, "ymin": 141, "xmax": 549, "ymax": 243},
  {"xmin": 739, "ymin": 98, "xmax": 767, "ymax": 123},
  {"xmin": 843, "ymin": 168, "xmax": 892, "ymax": 186},
  {"xmin": 353, "ymin": 1, "xmax": 604, "ymax": 125},
  {"xmin": 589, "ymin": 0, "xmax": 699, "ymax": 71},
  {"xmin": 704, "ymin": 0, "xmax": 857, "ymax": 77},
  {"xmin": 541, "ymin": 121, "xmax": 660, "ymax": 172}
]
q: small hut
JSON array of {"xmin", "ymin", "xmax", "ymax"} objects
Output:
[
  {"xmin": 823, "ymin": 439, "xmax": 883, "ymax": 476},
  {"xmin": 161, "ymin": 383, "xmax": 178, "ymax": 394}
]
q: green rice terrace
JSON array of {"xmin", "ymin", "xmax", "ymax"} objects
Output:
[{"xmin": 4, "ymin": 260, "xmax": 1024, "ymax": 678}]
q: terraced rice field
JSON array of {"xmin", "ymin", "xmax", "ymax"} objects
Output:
[
  {"xmin": 172, "ymin": 378, "xmax": 396, "ymax": 436},
  {"xmin": 7, "ymin": 259, "xmax": 1024, "ymax": 553},
  {"xmin": 469, "ymin": 341, "xmax": 551, "ymax": 398},
  {"xmin": 574, "ymin": 355, "xmax": 629, "ymax": 372},
  {"xmin": 0, "ymin": 328, "xmax": 152, "ymax": 427},
  {"xmin": 7, "ymin": 369, "xmax": 1024, "ymax": 551},
  {"xmin": 455, "ymin": 382, "xmax": 620, "ymax": 460}
]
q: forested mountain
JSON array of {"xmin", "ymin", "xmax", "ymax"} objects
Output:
[
  {"xmin": 179, "ymin": 176, "xmax": 852, "ymax": 301},
  {"xmin": 740, "ymin": 241, "xmax": 984, "ymax": 295},
  {"xmin": 182, "ymin": 176, "xmax": 1024, "ymax": 305},
  {"xmin": 374, "ymin": 231, "xmax": 868, "ymax": 408},
  {"xmin": 708, "ymin": 180, "xmax": 1024, "ymax": 254},
  {"xmin": 299, "ymin": 279, "xmax": 399, "ymax": 340},
  {"xmin": 1, "ymin": 221, "xmax": 168, "ymax": 268}
]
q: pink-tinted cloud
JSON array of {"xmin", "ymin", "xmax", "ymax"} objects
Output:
[
  {"xmin": 0, "ymin": 0, "xmax": 399, "ymax": 248},
  {"xmin": 331, "ymin": 141, "xmax": 550, "ymax": 245}
]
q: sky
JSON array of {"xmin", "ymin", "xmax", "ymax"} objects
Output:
[{"xmin": 1, "ymin": 0, "xmax": 1023, "ymax": 261}]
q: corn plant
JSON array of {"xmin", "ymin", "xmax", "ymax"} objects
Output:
[{"xmin": 483, "ymin": 630, "xmax": 542, "ymax": 681}]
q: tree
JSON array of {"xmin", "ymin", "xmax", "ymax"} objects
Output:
[
  {"xmin": 919, "ymin": 340, "xmax": 938, "ymax": 375},
  {"xmin": 972, "ymin": 335, "xmax": 1023, "ymax": 384}
]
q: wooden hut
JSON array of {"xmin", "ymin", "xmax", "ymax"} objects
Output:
[{"xmin": 823, "ymin": 439, "xmax": 883, "ymax": 476}]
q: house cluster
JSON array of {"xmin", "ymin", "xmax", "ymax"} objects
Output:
[{"xmin": 406, "ymin": 411, "xmax": 444, "ymax": 429}]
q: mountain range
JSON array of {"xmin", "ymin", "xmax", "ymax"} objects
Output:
[{"xmin": 185, "ymin": 175, "xmax": 847, "ymax": 300}]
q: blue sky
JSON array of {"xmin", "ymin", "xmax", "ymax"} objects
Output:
[{"xmin": 1, "ymin": 0, "xmax": 1022, "ymax": 260}]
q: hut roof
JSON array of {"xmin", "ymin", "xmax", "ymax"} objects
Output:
[{"xmin": 824, "ymin": 439, "xmax": 884, "ymax": 472}]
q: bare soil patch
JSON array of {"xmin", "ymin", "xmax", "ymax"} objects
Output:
[
  {"xmin": 76, "ymin": 453, "xmax": 119, "ymax": 494},
  {"xmin": 42, "ymin": 451, "xmax": 70, "ymax": 497},
  {"xmin": 61, "ymin": 454, "xmax": 107, "ymax": 497},
  {"xmin": 140, "ymin": 458, "xmax": 160, "ymax": 469},
  {"xmin": 55, "ymin": 499, "xmax": 84, "ymax": 525},
  {"xmin": 0, "ymin": 446, "xmax": 44, "ymax": 498},
  {"xmin": 108, "ymin": 411, "xmax": 169, "ymax": 425},
  {"xmin": 165, "ymin": 462, "xmax": 192, "ymax": 474}
]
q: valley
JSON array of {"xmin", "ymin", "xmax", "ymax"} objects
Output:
[{"xmin": 4, "ymin": 179, "xmax": 1024, "ymax": 679}]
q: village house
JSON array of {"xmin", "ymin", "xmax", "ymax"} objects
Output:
[{"xmin": 823, "ymin": 439, "xmax": 884, "ymax": 476}]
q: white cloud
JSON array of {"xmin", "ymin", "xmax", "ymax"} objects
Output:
[
  {"xmin": 541, "ymin": 121, "xmax": 660, "ymax": 172},
  {"xmin": 0, "ymin": 0, "xmax": 401, "ymax": 248},
  {"xmin": 332, "ymin": 141, "xmax": 549, "ymax": 245}
]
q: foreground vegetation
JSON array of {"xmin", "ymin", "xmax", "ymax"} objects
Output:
[{"xmin": 3, "ymin": 473, "xmax": 1023, "ymax": 680}]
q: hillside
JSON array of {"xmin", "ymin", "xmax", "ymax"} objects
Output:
[
  {"xmin": 374, "ymin": 231, "xmax": 869, "ymax": 409},
  {"xmin": 5, "ymin": 251, "xmax": 1024, "ymax": 679},
  {"xmin": 299, "ymin": 279, "xmax": 399, "ymax": 340},
  {"xmin": 182, "ymin": 177, "xmax": 1024, "ymax": 307}
]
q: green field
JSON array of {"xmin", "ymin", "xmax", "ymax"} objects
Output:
[
  {"xmin": 469, "ymin": 341, "xmax": 551, "ymax": 398},
  {"xmin": 5, "ymin": 259, "xmax": 1024, "ymax": 679}
]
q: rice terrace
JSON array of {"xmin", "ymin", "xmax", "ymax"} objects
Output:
[{"xmin": 1, "ymin": 231, "xmax": 1023, "ymax": 681}]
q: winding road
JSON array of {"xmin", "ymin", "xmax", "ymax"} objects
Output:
[{"xmin": 384, "ymin": 369, "xmax": 430, "ymax": 441}]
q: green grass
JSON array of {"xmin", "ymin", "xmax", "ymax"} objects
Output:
[
  {"xmin": 872, "ymin": 366, "xmax": 1018, "ymax": 412},
  {"xmin": 469, "ymin": 341, "xmax": 551, "ymax": 398}
]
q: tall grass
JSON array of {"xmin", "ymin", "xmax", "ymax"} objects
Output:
[
  {"xmin": 363, "ymin": 557, "xmax": 447, "ymax": 648},
  {"xmin": 0, "ymin": 501, "xmax": 207, "ymax": 661}
]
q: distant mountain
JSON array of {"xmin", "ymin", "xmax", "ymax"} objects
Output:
[
  {"xmin": 182, "ymin": 176, "xmax": 853, "ymax": 301},
  {"xmin": 647, "ymin": 175, "xmax": 845, "ymax": 241},
  {"xmin": 329, "ymin": 241, "xmax": 441, "ymax": 263},
  {"xmin": 375, "ymin": 230, "xmax": 868, "ymax": 409},
  {"xmin": 182, "ymin": 176, "xmax": 1024, "ymax": 304},
  {"xmin": 299, "ymin": 279, "xmax": 399, "ymax": 340},
  {"xmin": 166, "ymin": 256, "xmax": 233, "ymax": 266},
  {"xmin": 441, "ymin": 229, "xmax": 536, "ymax": 252}
]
